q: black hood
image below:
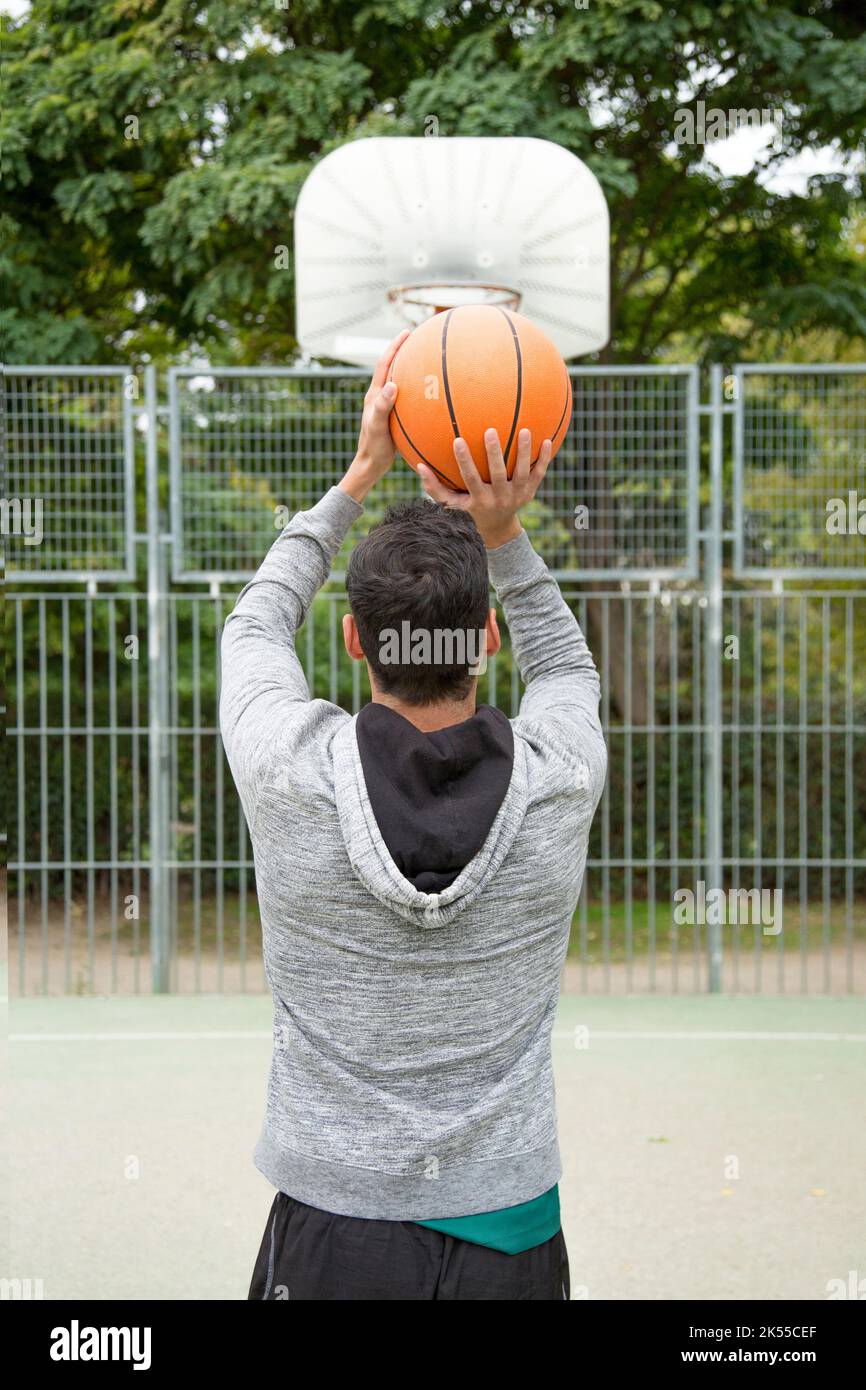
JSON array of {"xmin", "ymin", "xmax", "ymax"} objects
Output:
[{"xmin": 355, "ymin": 703, "xmax": 514, "ymax": 894}]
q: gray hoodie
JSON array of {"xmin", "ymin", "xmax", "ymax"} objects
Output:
[{"xmin": 220, "ymin": 486, "xmax": 607, "ymax": 1219}]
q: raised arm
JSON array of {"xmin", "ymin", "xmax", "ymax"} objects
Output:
[
  {"xmin": 219, "ymin": 487, "xmax": 363, "ymax": 815},
  {"xmin": 485, "ymin": 527, "xmax": 601, "ymax": 732},
  {"xmin": 219, "ymin": 331, "xmax": 409, "ymax": 822}
]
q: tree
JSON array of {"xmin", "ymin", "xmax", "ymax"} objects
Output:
[
  {"xmin": 4, "ymin": 0, "xmax": 863, "ymax": 721},
  {"xmin": 2, "ymin": 0, "xmax": 864, "ymax": 367}
]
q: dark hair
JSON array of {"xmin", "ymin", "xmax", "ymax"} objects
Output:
[{"xmin": 347, "ymin": 499, "xmax": 490, "ymax": 705}]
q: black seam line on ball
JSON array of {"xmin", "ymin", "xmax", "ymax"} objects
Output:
[
  {"xmin": 441, "ymin": 308, "xmax": 461, "ymax": 438},
  {"xmin": 551, "ymin": 369, "xmax": 572, "ymax": 443},
  {"xmin": 392, "ymin": 407, "xmax": 459, "ymax": 487},
  {"xmin": 495, "ymin": 307, "xmax": 522, "ymax": 467}
]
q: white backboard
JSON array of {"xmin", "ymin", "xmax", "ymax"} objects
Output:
[{"xmin": 295, "ymin": 136, "xmax": 609, "ymax": 366}]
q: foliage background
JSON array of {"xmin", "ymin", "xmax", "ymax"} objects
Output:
[
  {"xmin": 3, "ymin": 0, "xmax": 864, "ymax": 909},
  {"xmin": 3, "ymin": 0, "xmax": 865, "ymax": 367}
]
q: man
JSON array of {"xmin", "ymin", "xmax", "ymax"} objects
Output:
[{"xmin": 220, "ymin": 334, "xmax": 607, "ymax": 1301}]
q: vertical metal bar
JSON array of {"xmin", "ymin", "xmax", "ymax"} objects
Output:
[
  {"xmin": 214, "ymin": 597, "xmax": 225, "ymax": 992},
  {"xmin": 108, "ymin": 597, "xmax": 119, "ymax": 993},
  {"xmin": 693, "ymin": 597, "xmax": 702, "ymax": 989},
  {"xmin": 844, "ymin": 597, "xmax": 853, "ymax": 993},
  {"xmin": 624, "ymin": 597, "xmax": 633, "ymax": 990},
  {"xmin": 731, "ymin": 593, "xmax": 741, "ymax": 993},
  {"xmin": 578, "ymin": 594, "xmax": 589, "ymax": 993},
  {"xmin": 192, "ymin": 600, "xmax": 202, "ymax": 992},
  {"xmin": 124, "ymin": 380, "xmax": 137, "ymax": 578},
  {"xmin": 16, "ymin": 600, "xmax": 26, "ymax": 994},
  {"xmin": 776, "ymin": 593, "xmax": 785, "ymax": 991},
  {"xmin": 169, "ymin": 597, "xmax": 180, "ymax": 986},
  {"xmin": 822, "ymin": 596, "xmax": 831, "ymax": 992},
  {"xmin": 732, "ymin": 367, "xmax": 745, "ymax": 576},
  {"xmin": 647, "ymin": 594, "xmax": 656, "ymax": 991},
  {"xmin": 799, "ymin": 596, "xmax": 808, "ymax": 993},
  {"xmin": 601, "ymin": 597, "xmax": 611, "ymax": 992},
  {"xmin": 704, "ymin": 365, "xmax": 724, "ymax": 993},
  {"xmin": 85, "ymin": 597, "xmax": 95, "ymax": 992},
  {"xmin": 62, "ymin": 599, "xmax": 72, "ymax": 993},
  {"xmin": 167, "ymin": 370, "xmax": 183, "ymax": 583},
  {"xmin": 754, "ymin": 595, "xmax": 763, "ymax": 989},
  {"xmin": 130, "ymin": 594, "xmax": 142, "ymax": 993},
  {"xmin": 146, "ymin": 364, "xmax": 171, "ymax": 992},
  {"xmin": 686, "ymin": 367, "xmax": 701, "ymax": 578},
  {"xmin": 38, "ymin": 598, "xmax": 48, "ymax": 993},
  {"xmin": 670, "ymin": 598, "xmax": 679, "ymax": 992}
]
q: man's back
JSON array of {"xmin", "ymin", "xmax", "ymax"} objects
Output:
[{"xmin": 222, "ymin": 487, "xmax": 606, "ymax": 1219}]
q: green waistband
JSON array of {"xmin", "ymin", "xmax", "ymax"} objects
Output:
[{"xmin": 414, "ymin": 1184, "xmax": 560, "ymax": 1255}]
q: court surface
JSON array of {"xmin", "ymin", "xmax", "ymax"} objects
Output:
[{"xmin": 7, "ymin": 993, "xmax": 865, "ymax": 1301}]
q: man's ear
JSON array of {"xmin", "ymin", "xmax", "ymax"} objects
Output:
[
  {"xmin": 343, "ymin": 612, "xmax": 365, "ymax": 662},
  {"xmin": 486, "ymin": 606, "xmax": 501, "ymax": 657}
]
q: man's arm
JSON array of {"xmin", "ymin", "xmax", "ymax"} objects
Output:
[
  {"xmin": 219, "ymin": 331, "xmax": 409, "ymax": 824},
  {"xmin": 485, "ymin": 527, "xmax": 602, "ymax": 738},
  {"xmin": 219, "ymin": 487, "xmax": 363, "ymax": 816}
]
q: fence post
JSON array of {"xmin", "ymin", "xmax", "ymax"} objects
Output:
[
  {"xmin": 704, "ymin": 365, "xmax": 725, "ymax": 992},
  {"xmin": 146, "ymin": 365, "xmax": 171, "ymax": 992}
]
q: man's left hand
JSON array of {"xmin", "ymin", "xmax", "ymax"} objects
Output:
[{"xmin": 340, "ymin": 332, "xmax": 410, "ymax": 502}]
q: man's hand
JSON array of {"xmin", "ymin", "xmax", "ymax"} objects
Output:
[
  {"xmin": 339, "ymin": 331, "xmax": 410, "ymax": 503},
  {"xmin": 418, "ymin": 428, "xmax": 553, "ymax": 548}
]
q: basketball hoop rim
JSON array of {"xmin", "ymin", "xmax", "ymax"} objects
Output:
[{"xmin": 388, "ymin": 282, "xmax": 522, "ymax": 317}]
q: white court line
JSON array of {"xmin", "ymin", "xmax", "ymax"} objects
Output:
[
  {"xmin": 553, "ymin": 1030, "xmax": 866, "ymax": 1043},
  {"xmin": 9, "ymin": 1031, "xmax": 273, "ymax": 1043},
  {"xmin": 8, "ymin": 1029, "xmax": 866, "ymax": 1043}
]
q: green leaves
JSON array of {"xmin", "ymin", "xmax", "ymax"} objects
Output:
[
  {"xmin": 1, "ymin": 0, "xmax": 863, "ymax": 365},
  {"xmin": 54, "ymin": 170, "xmax": 136, "ymax": 235}
]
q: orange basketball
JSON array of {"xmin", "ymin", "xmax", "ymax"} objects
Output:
[{"xmin": 388, "ymin": 305, "xmax": 572, "ymax": 491}]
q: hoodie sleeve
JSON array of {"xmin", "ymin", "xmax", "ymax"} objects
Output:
[
  {"xmin": 486, "ymin": 528, "xmax": 607, "ymax": 801},
  {"xmin": 219, "ymin": 485, "xmax": 363, "ymax": 824}
]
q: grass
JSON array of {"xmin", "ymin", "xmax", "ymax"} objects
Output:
[
  {"xmin": 29, "ymin": 889, "xmax": 859, "ymax": 966},
  {"xmin": 566, "ymin": 897, "xmax": 859, "ymax": 964}
]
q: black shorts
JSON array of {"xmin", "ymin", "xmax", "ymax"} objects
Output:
[{"xmin": 249, "ymin": 1191, "xmax": 570, "ymax": 1301}]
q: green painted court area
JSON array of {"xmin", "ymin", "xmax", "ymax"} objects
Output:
[{"xmin": 7, "ymin": 993, "xmax": 865, "ymax": 1301}]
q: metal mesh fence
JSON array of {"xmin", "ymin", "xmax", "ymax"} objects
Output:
[
  {"xmin": 168, "ymin": 366, "xmax": 699, "ymax": 581},
  {"xmin": 8, "ymin": 592, "xmax": 150, "ymax": 995},
  {"xmin": 551, "ymin": 368, "xmax": 698, "ymax": 578},
  {"xmin": 169, "ymin": 369, "xmax": 370, "ymax": 581},
  {"xmin": 5, "ymin": 362, "xmax": 864, "ymax": 996},
  {"xmin": 9, "ymin": 587, "xmax": 863, "ymax": 995},
  {"xmin": 734, "ymin": 365, "xmax": 866, "ymax": 578},
  {"xmin": 2, "ymin": 368, "xmax": 136, "ymax": 581}
]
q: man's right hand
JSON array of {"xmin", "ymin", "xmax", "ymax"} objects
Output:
[{"xmin": 417, "ymin": 428, "xmax": 552, "ymax": 549}]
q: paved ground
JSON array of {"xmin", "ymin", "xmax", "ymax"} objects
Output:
[{"xmin": 6, "ymin": 993, "xmax": 865, "ymax": 1300}]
